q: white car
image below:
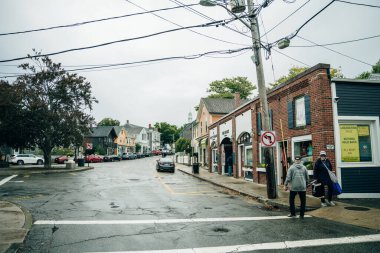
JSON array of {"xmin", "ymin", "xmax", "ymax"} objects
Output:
[{"xmin": 10, "ymin": 154, "xmax": 44, "ymax": 165}]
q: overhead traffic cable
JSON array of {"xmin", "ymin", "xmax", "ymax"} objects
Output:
[
  {"xmin": 290, "ymin": 34, "xmax": 380, "ymax": 47},
  {"xmin": 336, "ymin": 0, "xmax": 380, "ymax": 9},
  {"xmin": 0, "ymin": 47, "xmax": 252, "ymax": 78},
  {"xmin": 297, "ymin": 35, "xmax": 373, "ymax": 66},
  {"xmin": 0, "ymin": 18, "xmax": 238, "ymax": 63},
  {"xmin": 0, "ymin": 4, "xmax": 198, "ymax": 37}
]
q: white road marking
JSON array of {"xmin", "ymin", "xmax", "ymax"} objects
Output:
[
  {"xmin": 34, "ymin": 215, "xmax": 312, "ymax": 225},
  {"xmin": 10, "ymin": 180, "xmax": 24, "ymax": 183},
  {"xmin": 83, "ymin": 234, "xmax": 380, "ymax": 253},
  {"xmin": 0, "ymin": 175, "xmax": 18, "ymax": 186}
]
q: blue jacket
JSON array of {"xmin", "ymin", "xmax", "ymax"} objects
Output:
[{"xmin": 313, "ymin": 158, "xmax": 333, "ymax": 185}]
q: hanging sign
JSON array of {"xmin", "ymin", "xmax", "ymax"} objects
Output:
[
  {"xmin": 261, "ymin": 131, "xmax": 276, "ymax": 147},
  {"xmin": 85, "ymin": 143, "xmax": 93, "ymax": 150}
]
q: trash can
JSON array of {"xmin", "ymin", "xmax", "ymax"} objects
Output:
[
  {"xmin": 192, "ymin": 163, "xmax": 199, "ymax": 174},
  {"xmin": 77, "ymin": 158, "xmax": 85, "ymax": 167}
]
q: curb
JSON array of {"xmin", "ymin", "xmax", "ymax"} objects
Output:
[
  {"xmin": 178, "ymin": 168, "xmax": 318, "ymax": 212},
  {"xmin": 3, "ymin": 201, "xmax": 33, "ymax": 253}
]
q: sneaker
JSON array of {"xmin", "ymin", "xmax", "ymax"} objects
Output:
[
  {"xmin": 329, "ymin": 201, "xmax": 336, "ymax": 206},
  {"xmin": 287, "ymin": 214, "xmax": 296, "ymax": 218},
  {"xmin": 299, "ymin": 215, "xmax": 304, "ymax": 219},
  {"xmin": 321, "ymin": 203, "xmax": 327, "ymax": 207}
]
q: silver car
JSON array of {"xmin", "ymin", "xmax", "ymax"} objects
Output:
[
  {"xmin": 156, "ymin": 157, "xmax": 175, "ymax": 173},
  {"xmin": 10, "ymin": 154, "xmax": 44, "ymax": 165}
]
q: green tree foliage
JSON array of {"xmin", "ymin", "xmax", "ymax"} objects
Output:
[
  {"xmin": 175, "ymin": 138, "xmax": 191, "ymax": 153},
  {"xmin": 154, "ymin": 122, "xmax": 179, "ymax": 145},
  {"xmin": 135, "ymin": 143, "xmax": 141, "ymax": 153},
  {"xmin": 0, "ymin": 53, "xmax": 97, "ymax": 167},
  {"xmin": 270, "ymin": 66, "xmax": 344, "ymax": 89},
  {"xmin": 98, "ymin": 117, "xmax": 120, "ymax": 126},
  {"xmin": 356, "ymin": 59, "xmax": 380, "ymax": 79},
  {"xmin": 207, "ymin": 77, "xmax": 256, "ymax": 99}
]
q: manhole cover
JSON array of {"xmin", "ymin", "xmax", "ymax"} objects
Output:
[
  {"xmin": 212, "ymin": 227, "xmax": 229, "ymax": 233},
  {"xmin": 129, "ymin": 179, "xmax": 140, "ymax": 181},
  {"xmin": 344, "ymin": 206, "xmax": 370, "ymax": 211}
]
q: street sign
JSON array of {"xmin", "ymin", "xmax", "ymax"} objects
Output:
[
  {"xmin": 261, "ymin": 131, "xmax": 276, "ymax": 147},
  {"xmin": 85, "ymin": 143, "xmax": 93, "ymax": 150}
]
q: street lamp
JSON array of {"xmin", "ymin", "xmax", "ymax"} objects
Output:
[{"xmin": 199, "ymin": 0, "xmax": 277, "ymax": 199}]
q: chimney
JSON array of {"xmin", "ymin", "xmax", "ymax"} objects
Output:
[
  {"xmin": 148, "ymin": 124, "xmax": 151, "ymax": 129},
  {"xmin": 126, "ymin": 120, "xmax": 129, "ymax": 124},
  {"xmin": 234, "ymin": 92, "xmax": 241, "ymax": 108}
]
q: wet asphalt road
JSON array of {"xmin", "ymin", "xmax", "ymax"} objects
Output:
[{"xmin": 0, "ymin": 156, "xmax": 379, "ymax": 253}]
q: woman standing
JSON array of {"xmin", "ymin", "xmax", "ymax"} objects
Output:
[{"xmin": 313, "ymin": 151, "xmax": 335, "ymax": 207}]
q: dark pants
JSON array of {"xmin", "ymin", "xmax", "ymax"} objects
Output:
[
  {"xmin": 289, "ymin": 191, "xmax": 306, "ymax": 217},
  {"xmin": 321, "ymin": 182, "xmax": 333, "ymax": 203}
]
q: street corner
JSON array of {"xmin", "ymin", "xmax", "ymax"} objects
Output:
[{"xmin": 0, "ymin": 201, "xmax": 32, "ymax": 253}]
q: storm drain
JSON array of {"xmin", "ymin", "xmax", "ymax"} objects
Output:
[
  {"xmin": 212, "ymin": 227, "xmax": 230, "ymax": 233},
  {"xmin": 344, "ymin": 206, "xmax": 370, "ymax": 211}
]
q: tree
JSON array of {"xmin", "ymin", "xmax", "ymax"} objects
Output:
[
  {"xmin": 98, "ymin": 117, "xmax": 120, "ymax": 126},
  {"xmin": 207, "ymin": 77, "xmax": 256, "ymax": 99},
  {"xmin": 3, "ymin": 53, "xmax": 97, "ymax": 167},
  {"xmin": 356, "ymin": 58, "xmax": 380, "ymax": 79},
  {"xmin": 175, "ymin": 138, "xmax": 191, "ymax": 153},
  {"xmin": 154, "ymin": 122, "xmax": 179, "ymax": 145},
  {"xmin": 270, "ymin": 66, "xmax": 344, "ymax": 89},
  {"xmin": 135, "ymin": 143, "xmax": 141, "ymax": 153}
]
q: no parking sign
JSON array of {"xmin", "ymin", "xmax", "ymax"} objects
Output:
[{"xmin": 261, "ymin": 131, "xmax": 276, "ymax": 148}]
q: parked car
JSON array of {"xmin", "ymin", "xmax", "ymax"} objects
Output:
[
  {"xmin": 152, "ymin": 150, "xmax": 161, "ymax": 155},
  {"xmin": 10, "ymin": 154, "xmax": 44, "ymax": 165},
  {"xmin": 54, "ymin": 155, "xmax": 69, "ymax": 164},
  {"xmin": 103, "ymin": 155, "xmax": 121, "ymax": 162},
  {"xmin": 122, "ymin": 152, "xmax": 136, "ymax": 160},
  {"xmin": 136, "ymin": 153, "xmax": 143, "ymax": 159},
  {"xmin": 156, "ymin": 157, "xmax": 175, "ymax": 173},
  {"xmin": 143, "ymin": 152, "xmax": 152, "ymax": 157},
  {"xmin": 85, "ymin": 155, "xmax": 103, "ymax": 163}
]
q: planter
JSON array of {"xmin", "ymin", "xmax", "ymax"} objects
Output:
[
  {"xmin": 243, "ymin": 167, "xmax": 253, "ymax": 182},
  {"xmin": 256, "ymin": 167, "xmax": 266, "ymax": 172}
]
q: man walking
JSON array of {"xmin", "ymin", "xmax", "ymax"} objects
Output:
[{"xmin": 284, "ymin": 156, "xmax": 309, "ymax": 218}]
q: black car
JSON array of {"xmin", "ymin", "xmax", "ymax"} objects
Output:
[
  {"xmin": 156, "ymin": 157, "xmax": 175, "ymax": 173},
  {"xmin": 103, "ymin": 155, "xmax": 121, "ymax": 162}
]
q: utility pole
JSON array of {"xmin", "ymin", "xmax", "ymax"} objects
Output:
[{"xmin": 247, "ymin": 0, "xmax": 277, "ymax": 199}]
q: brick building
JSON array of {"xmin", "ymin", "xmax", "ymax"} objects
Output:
[{"xmin": 208, "ymin": 63, "xmax": 380, "ymax": 198}]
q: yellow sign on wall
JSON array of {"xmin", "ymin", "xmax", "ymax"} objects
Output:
[
  {"xmin": 357, "ymin": 125, "xmax": 369, "ymax": 136},
  {"xmin": 340, "ymin": 125, "xmax": 360, "ymax": 162}
]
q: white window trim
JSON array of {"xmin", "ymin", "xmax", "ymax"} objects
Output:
[
  {"xmin": 336, "ymin": 116, "xmax": 380, "ymax": 168},
  {"xmin": 244, "ymin": 145, "xmax": 253, "ymax": 167},
  {"xmin": 291, "ymin": 134, "xmax": 312, "ymax": 161}
]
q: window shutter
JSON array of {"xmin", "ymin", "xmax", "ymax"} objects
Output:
[
  {"xmin": 257, "ymin": 112, "xmax": 262, "ymax": 134},
  {"xmin": 269, "ymin": 109, "xmax": 273, "ymax": 130},
  {"xmin": 304, "ymin": 95, "xmax": 311, "ymax": 125},
  {"xmin": 287, "ymin": 101, "xmax": 294, "ymax": 129}
]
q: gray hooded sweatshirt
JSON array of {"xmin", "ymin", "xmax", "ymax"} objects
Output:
[{"xmin": 284, "ymin": 163, "xmax": 309, "ymax": 191}]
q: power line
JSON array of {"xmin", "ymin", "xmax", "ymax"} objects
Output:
[
  {"xmin": 290, "ymin": 34, "xmax": 380, "ymax": 47},
  {"xmin": 260, "ymin": 0, "xmax": 311, "ymax": 38},
  {"xmin": 271, "ymin": 48, "xmax": 311, "ymax": 67},
  {"xmin": 336, "ymin": 0, "xmax": 380, "ymax": 8},
  {"xmin": 126, "ymin": 0, "xmax": 249, "ymax": 46},
  {"xmin": 297, "ymin": 35, "xmax": 373, "ymax": 66},
  {"xmin": 0, "ymin": 4, "xmax": 198, "ymax": 37},
  {"xmin": 0, "ymin": 19, "xmax": 237, "ymax": 63},
  {"xmin": 0, "ymin": 47, "xmax": 252, "ymax": 78}
]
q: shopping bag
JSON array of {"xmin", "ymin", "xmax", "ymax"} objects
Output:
[
  {"xmin": 332, "ymin": 182, "xmax": 342, "ymax": 195},
  {"xmin": 312, "ymin": 182, "xmax": 324, "ymax": 197},
  {"xmin": 328, "ymin": 170, "xmax": 338, "ymax": 183}
]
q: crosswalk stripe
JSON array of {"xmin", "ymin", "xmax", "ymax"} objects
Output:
[
  {"xmin": 34, "ymin": 215, "xmax": 311, "ymax": 225},
  {"xmin": 0, "ymin": 175, "xmax": 18, "ymax": 186},
  {"xmin": 83, "ymin": 234, "xmax": 380, "ymax": 253}
]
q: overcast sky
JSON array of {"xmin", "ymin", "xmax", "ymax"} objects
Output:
[{"xmin": 0, "ymin": 0, "xmax": 379, "ymax": 128}]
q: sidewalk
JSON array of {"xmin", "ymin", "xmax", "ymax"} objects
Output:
[
  {"xmin": 177, "ymin": 163, "xmax": 380, "ymax": 231},
  {"xmin": 0, "ymin": 165, "xmax": 93, "ymax": 253}
]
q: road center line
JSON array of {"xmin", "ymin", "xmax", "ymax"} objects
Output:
[
  {"xmin": 83, "ymin": 233, "xmax": 380, "ymax": 253},
  {"xmin": 0, "ymin": 175, "xmax": 18, "ymax": 186},
  {"xmin": 34, "ymin": 215, "xmax": 312, "ymax": 225}
]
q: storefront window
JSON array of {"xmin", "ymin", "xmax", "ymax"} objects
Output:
[
  {"xmin": 245, "ymin": 146, "xmax": 252, "ymax": 167},
  {"xmin": 340, "ymin": 124, "xmax": 372, "ymax": 162},
  {"xmin": 294, "ymin": 140, "xmax": 313, "ymax": 163}
]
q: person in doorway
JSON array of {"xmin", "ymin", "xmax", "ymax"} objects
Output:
[
  {"xmin": 313, "ymin": 151, "xmax": 335, "ymax": 207},
  {"xmin": 284, "ymin": 156, "xmax": 309, "ymax": 218},
  {"xmin": 227, "ymin": 156, "xmax": 233, "ymax": 176}
]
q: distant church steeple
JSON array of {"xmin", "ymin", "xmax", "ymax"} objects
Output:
[{"xmin": 188, "ymin": 112, "xmax": 193, "ymax": 123}]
